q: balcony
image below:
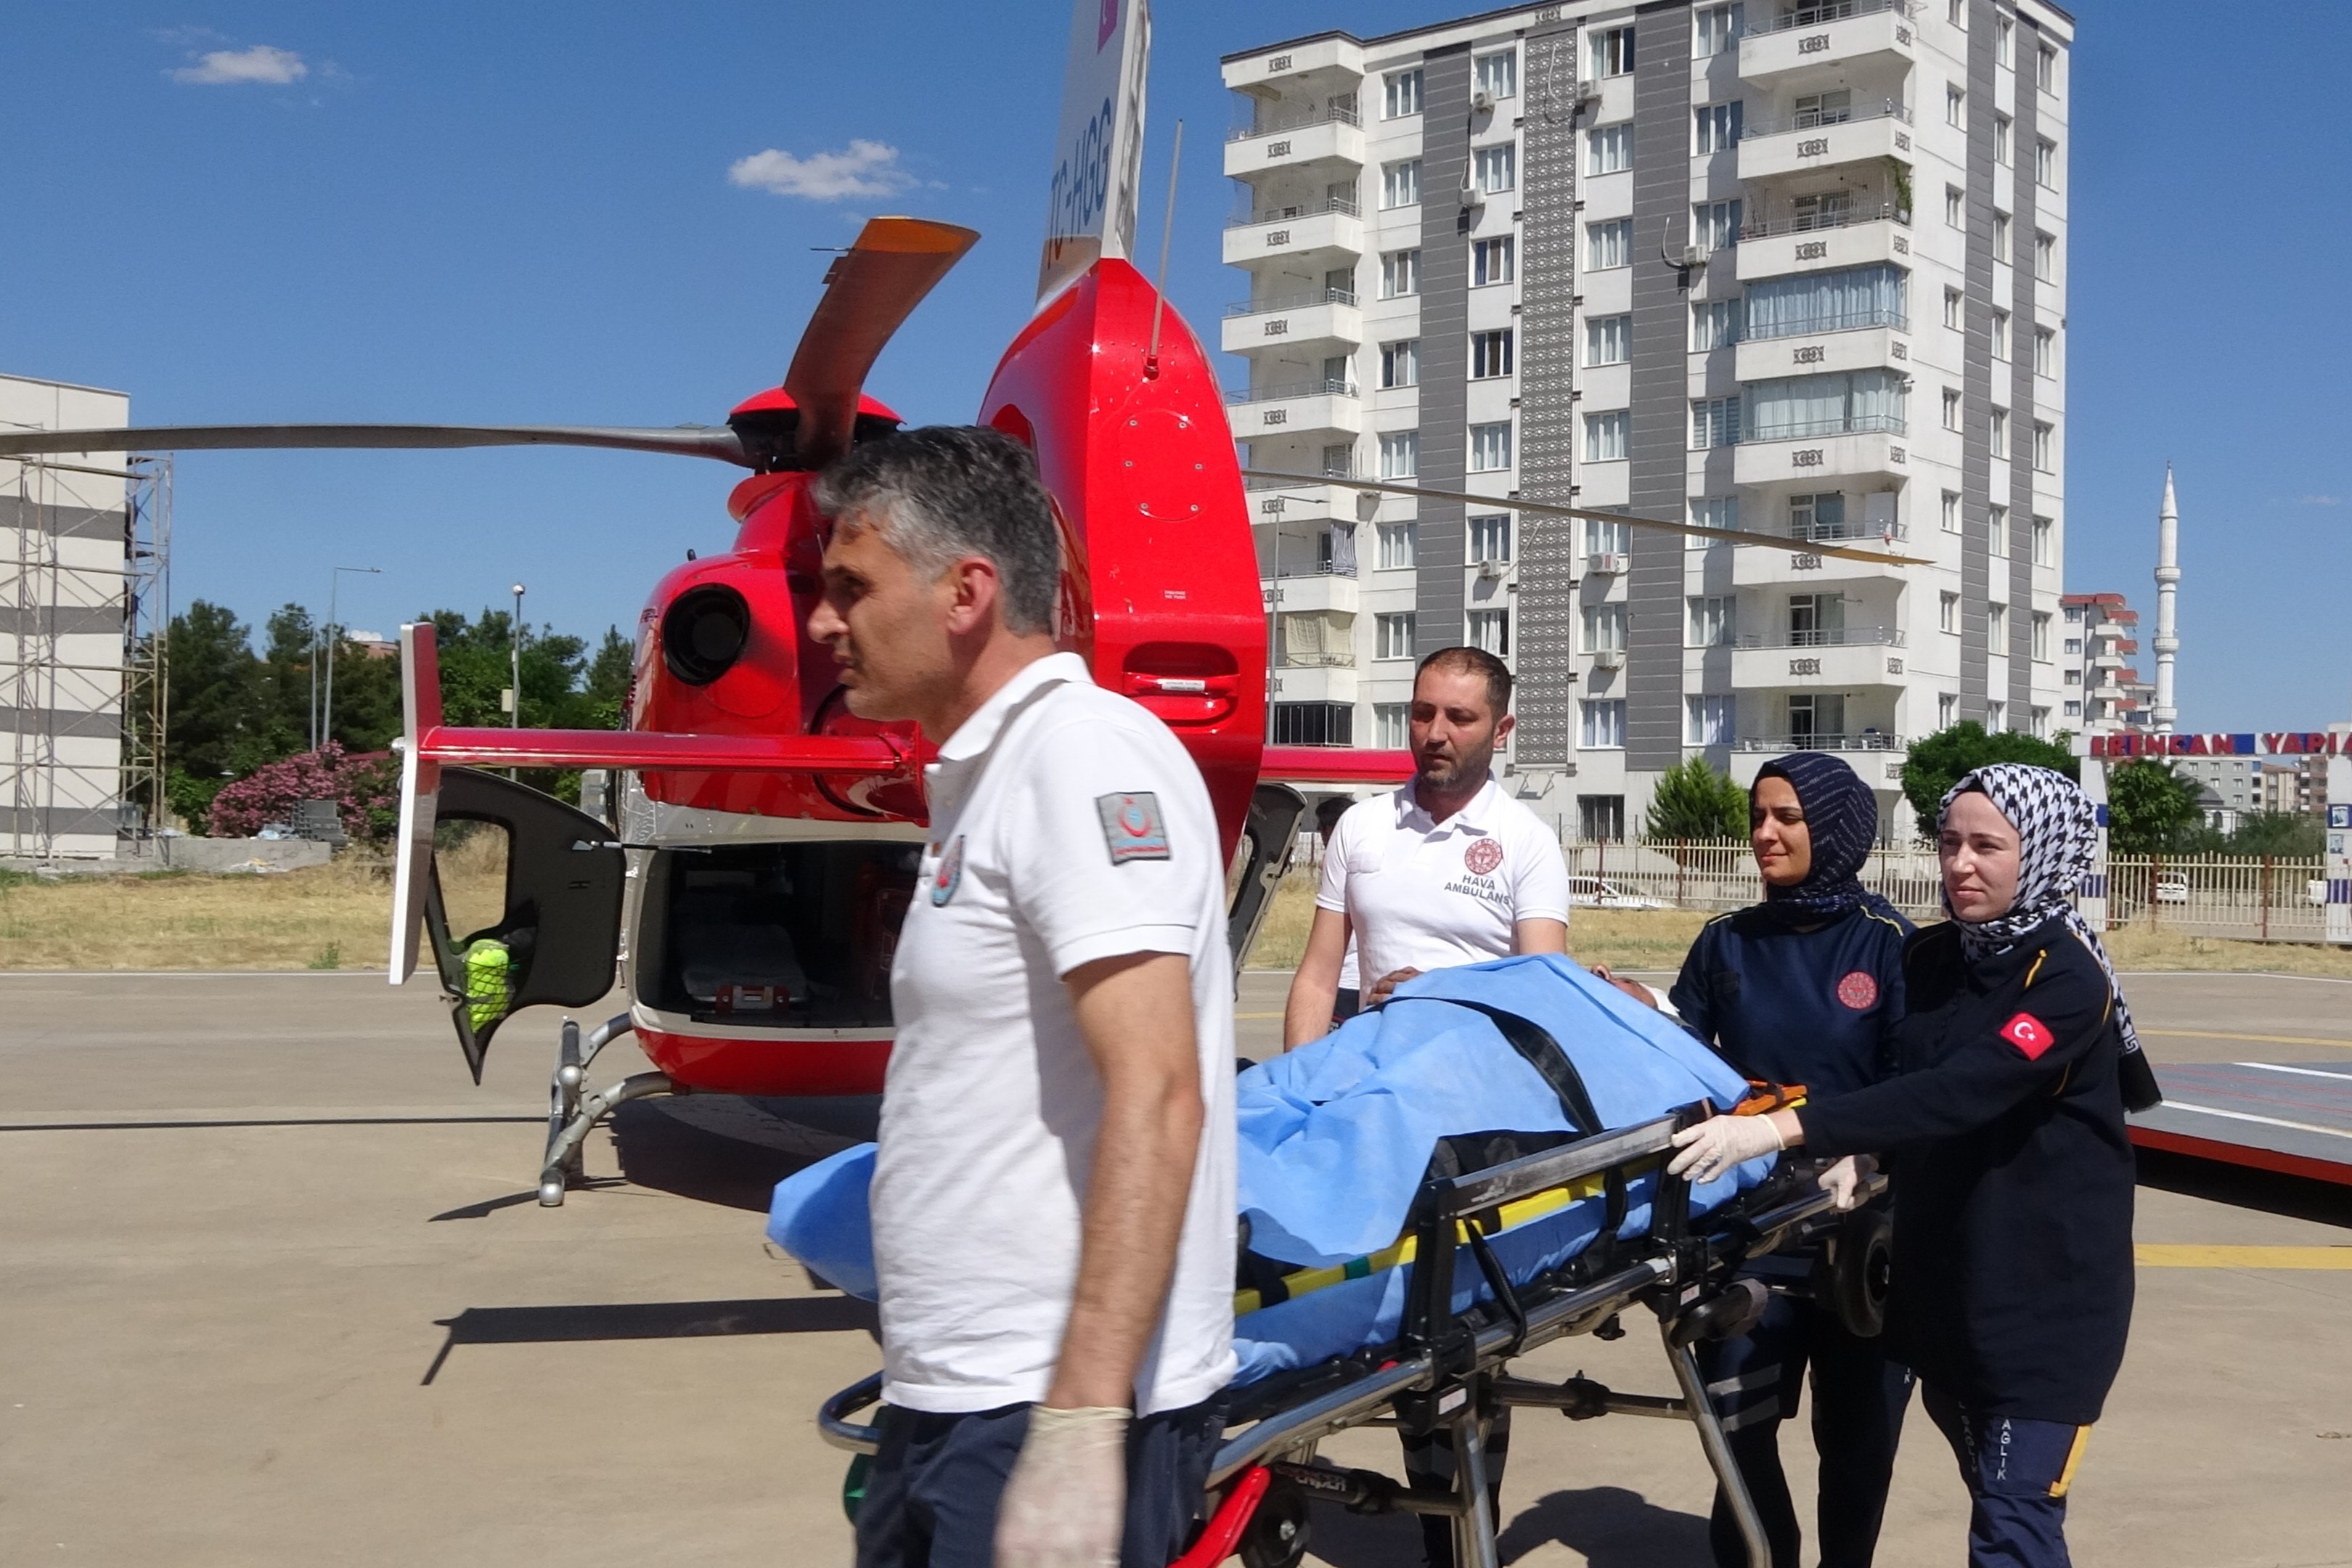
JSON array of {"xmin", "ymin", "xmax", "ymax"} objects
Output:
[
  {"xmin": 1731, "ymin": 730, "xmax": 1905, "ymax": 756},
  {"xmin": 1221, "ymin": 289, "xmax": 1364, "ymax": 356},
  {"xmin": 1224, "ymin": 107, "xmax": 1365, "ymax": 179},
  {"xmin": 1270, "ymin": 663, "xmax": 1358, "ymax": 705},
  {"xmin": 1731, "ymin": 632, "xmax": 1909, "ymax": 690},
  {"xmin": 1226, "ymin": 377, "xmax": 1362, "ymax": 441},
  {"xmin": 1736, "ymin": 324, "xmax": 1908, "ymax": 383},
  {"xmin": 1739, "ymin": 106, "xmax": 1916, "ymax": 184},
  {"xmin": 1222, "ymin": 198, "xmax": 1365, "ymax": 267},
  {"xmin": 1739, "ymin": 1, "xmax": 1919, "ymax": 89},
  {"xmin": 1264, "ymin": 573, "xmax": 1360, "ymax": 616},
  {"xmin": 1731, "ymin": 534, "xmax": 1911, "ymax": 588},
  {"xmin": 1736, "ymin": 207, "xmax": 1913, "ymax": 281}
]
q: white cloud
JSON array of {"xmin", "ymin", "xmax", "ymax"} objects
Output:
[
  {"xmin": 171, "ymin": 44, "xmax": 309, "ymax": 86},
  {"xmin": 2294, "ymin": 494, "xmax": 2343, "ymax": 507},
  {"xmin": 728, "ymin": 140, "xmax": 915, "ymax": 201}
]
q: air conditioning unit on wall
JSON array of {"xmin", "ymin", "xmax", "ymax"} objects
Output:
[{"xmin": 1593, "ymin": 648, "xmax": 1628, "ymax": 670}]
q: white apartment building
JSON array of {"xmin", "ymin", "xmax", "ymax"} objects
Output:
[
  {"xmin": 2059, "ymin": 591, "xmax": 2149, "ymax": 734},
  {"xmin": 1224, "ymin": 0, "xmax": 2073, "ymax": 838}
]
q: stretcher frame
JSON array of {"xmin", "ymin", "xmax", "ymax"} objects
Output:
[{"xmin": 817, "ymin": 1105, "xmax": 1881, "ymax": 1568}]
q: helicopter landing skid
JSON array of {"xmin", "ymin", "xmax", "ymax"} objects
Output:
[{"xmin": 538, "ymin": 1013, "xmax": 672, "ymax": 1206}]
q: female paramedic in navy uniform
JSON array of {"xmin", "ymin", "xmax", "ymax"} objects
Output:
[
  {"xmin": 1670, "ymin": 763, "xmax": 2160, "ymax": 1568},
  {"xmin": 1624, "ymin": 752, "xmax": 1916, "ymax": 1568}
]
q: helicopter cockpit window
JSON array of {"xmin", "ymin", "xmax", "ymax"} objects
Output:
[
  {"xmin": 434, "ymin": 820, "xmax": 511, "ymax": 941},
  {"xmin": 640, "ymin": 841, "xmax": 920, "ymax": 1029}
]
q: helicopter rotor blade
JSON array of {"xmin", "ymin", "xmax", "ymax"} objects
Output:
[
  {"xmin": 783, "ymin": 217, "xmax": 981, "ymax": 470},
  {"xmin": 1240, "ymin": 470, "xmax": 1933, "ymax": 567},
  {"xmin": 0, "ymin": 423, "xmax": 755, "ymax": 466}
]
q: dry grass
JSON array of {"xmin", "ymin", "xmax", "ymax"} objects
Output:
[
  {"xmin": 0, "ymin": 840, "xmax": 506, "ymax": 971},
  {"xmin": 2099, "ymin": 922, "xmax": 2352, "ymax": 979}
]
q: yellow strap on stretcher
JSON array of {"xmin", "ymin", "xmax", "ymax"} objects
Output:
[{"xmin": 1233, "ymin": 1157, "xmax": 1662, "ymax": 1318}]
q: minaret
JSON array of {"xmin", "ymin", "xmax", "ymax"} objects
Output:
[{"xmin": 2152, "ymin": 465, "xmax": 2180, "ymax": 734}]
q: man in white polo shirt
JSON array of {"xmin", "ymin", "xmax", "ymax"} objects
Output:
[
  {"xmin": 1282, "ymin": 645, "xmax": 1571, "ymax": 1049},
  {"xmin": 806, "ymin": 427, "xmax": 1235, "ymax": 1568}
]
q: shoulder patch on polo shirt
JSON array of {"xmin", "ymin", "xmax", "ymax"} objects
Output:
[
  {"xmin": 1999, "ymin": 1010, "xmax": 2056, "ymax": 1061},
  {"xmin": 1463, "ymin": 837, "xmax": 1504, "ymax": 875},
  {"xmin": 929, "ymin": 836, "xmax": 965, "ymax": 905},
  {"xmin": 1095, "ymin": 791, "xmax": 1172, "ymax": 864}
]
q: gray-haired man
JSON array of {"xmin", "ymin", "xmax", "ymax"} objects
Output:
[{"xmin": 805, "ymin": 427, "xmax": 1236, "ymax": 1568}]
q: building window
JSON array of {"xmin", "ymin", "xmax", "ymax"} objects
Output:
[
  {"xmin": 1691, "ymin": 298, "xmax": 1744, "ymax": 351},
  {"xmin": 1577, "ymin": 793, "xmax": 1626, "ymax": 841},
  {"xmin": 2064, "ymin": 636, "xmax": 2081, "ymax": 656},
  {"xmin": 1691, "ymin": 396, "xmax": 1741, "ymax": 449},
  {"xmin": 1376, "ymin": 521, "xmax": 1416, "ymax": 570},
  {"xmin": 1939, "ymin": 693, "xmax": 1959, "ymax": 729},
  {"xmin": 1374, "ymin": 702, "xmax": 1408, "ymax": 748},
  {"xmin": 1746, "ymin": 372, "xmax": 1906, "ymax": 441},
  {"xmin": 1585, "ymin": 410, "xmax": 1630, "ymax": 461},
  {"xmin": 1381, "ymin": 160, "xmax": 1422, "ymax": 209},
  {"xmin": 1947, "ymin": 0, "xmax": 1966, "ymax": 28},
  {"xmin": 1989, "ymin": 407, "xmax": 2009, "ymax": 457},
  {"xmin": 1475, "ymin": 49, "xmax": 1518, "ymax": 100},
  {"xmin": 1272, "ymin": 701, "xmax": 1352, "ymax": 746},
  {"xmin": 2032, "ymin": 612, "xmax": 2051, "ymax": 661},
  {"xmin": 1468, "ymin": 609, "xmax": 1509, "ymax": 656},
  {"xmin": 1686, "ymin": 595, "xmax": 1736, "ymax": 647},
  {"xmin": 1943, "ymin": 287, "xmax": 1962, "ymax": 330},
  {"xmin": 2063, "ymin": 699, "xmax": 2081, "ymax": 718},
  {"xmin": 2033, "ymin": 421, "xmax": 2055, "ymax": 473},
  {"xmin": 1468, "ymin": 513, "xmax": 1511, "ymax": 563},
  {"xmin": 1474, "ymin": 144, "xmax": 1517, "ymax": 195},
  {"xmin": 1380, "ymin": 340, "xmax": 1420, "ymax": 389},
  {"xmin": 2032, "ymin": 515, "xmax": 2052, "ymax": 565},
  {"xmin": 1788, "ymin": 693, "xmax": 1845, "ymax": 746},
  {"xmin": 1945, "ymin": 185, "xmax": 1964, "ymax": 229},
  {"xmin": 1686, "ymin": 693, "xmax": 1736, "ymax": 746},
  {"xmin": 1384, "ymin": 70, "xmax": 1424, "ymax": 118},
  {"xmin": 1694, "ymin": 4, "xmax": 1744, "ymax": 57},
  {"xmin": 1472, "ymin": 235, "xmax": 1515, "ymax": 286},
  {"xmin": 1695, "ymin": 102, "xmax": 1744, "ymax": 155},
  {"xmin": 1942, "ymin": 490, "xmax": 1961, "ymax": 533},
  {"xmin": 1379, "ymin": 430, "xmax": 1419, "ymax": 479},
  {"xmin": 2033, "ymin": 232, "xmax": 2055, "ymax": 282},
  {"xmin": 1320, "ymin": 441, "xmax": 1354, "ymax": 478},
  {"xmin": 1990, "ymin": 309, "xmax": 2009, "ymax": 361},
  {"xmin": 1690, "ymin": 497, "xmax": 1739, "ymax": 542},
  {"xmin": 1988, "ymin": 603, "xmax": 2009, "ymax": 647},
  {"xmin": 1469, "ymin": 421, "xmax": 1514, "ymax": 472},
  {"xmin": 1380, "ymin": 248, "xmax": 1421, "ymax": 298},
  {"xmin": 1585, "ymin": 515, "xmax": 1632, "ymax": 557},
  {"xmin": 1993, "ymin": 212, "xmax": 2011, "ymax": 264},
  {"xmin": 2030, "ymin": 704, "xmax": 2050, "ymax": 739},
  {"xmin": 1587, "ymin": 219, "xmax": 1633, "ymax": 270},
  {"xmin": 1996, "ymin": 15, "xmax": 2013, "ymax": 66},
  {"xmin": 1376, "ymin": 612, "xmax": 1417, "ymax": 659},
  {"xmin": 1988, "ymin": 504, "xmax": 2008, "ymax": 557},
  {"xmin": 1588, "ymin": 123, "xmax": 1633, "ymax": 176},
  {"xmin": 1585, "ymin": 314, "xmax": 1632, "ymax": 366},
  {"xmin": 1694, "ymin": 199, "xmax": 1744, "ymax": 252},
  {"xmin": 1945, "ymin": 84, "xmax": 1965, "ymax": 127},
  {"xmin": 2065, "ymin": 669, "xmax": 2081, "ymax": 687},
  {"xmin": 1743, "ymin": 263, "xmax": 1908, "ymax": 338},
  {"xmin": 1941, "ymin": 388, "xmax": 1962, "ymax": 430},
  {"xmin": 1988, "ymin": 698, "xmax": 2007, "ymax": 732},
  {"xmin": 1789, "ymin": 491, "xmax": 1846, "ymax": 542},
  {"xmin": 1592, "ymin": 25, "xmax": 1635, "ymax": 77},
  {"xmin": 2038, "ymin": 44, "xmax": 2059, "ymax": 93},
  {"xmin": 1993, "ymin": 113, "xmax": 2012, "ymax": 166},
  {"xmin": 1471, "ymin": 329, "xmax": 1514, "ymax": 379},
  {"xmin": 1580, "ymin": 699, "xmax": 1627, "ymax": 750},
  {"xmin": 1584, "ymin": 603, "xmax": 1628, "ymax": 654},
  {"xmin": 2034, "ymin": 326, "xmax": 2055, "ymax": 377},
  {"xmin": 2036, "ymin": 138, "xmax": 2058, "ymax": 189},
  {"xmin": 1940, "ymin": 591, "xmax": 1960, "ymax": 634}
]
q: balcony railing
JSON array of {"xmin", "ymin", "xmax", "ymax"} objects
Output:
[
  {"xmin": 1228, "ymin": 377, "xmax": 1359, "ymax": 404},
  {"xmin": 1229, "ymin": 104, "xmax": 1363, "ymax": 143},
  {"xmin": 1789, "ymin": 519, "xmax": 1910, "ymax": 543},
  {"xmin": 1737, "ymin": 627, "xmax": 1906, "ymax": 649},
  {"xmin": 1746, "ymin": 412, "xmax": 1908, "ymax": 441},
  {"xmin": 1227, "ymin": 195, "xmax": 1361, "ymax": 229},
  {"xmin": 1277, "ymin": 650, "xmax": 1357, "ymax": 669},
  {"xmin": 1752, "ymin": 0, "xmax": 1914, "ymax": 33},
  {"xmin": 1740, "ymin": 202, "xmax": 1910, "ymax": 240},
  {"xmin": 1733, "ymin": 731, "xmax": 1905, "ymax": 752},
  {"xmin": 1745, "ymin": 305, "xmax": 1910, "ymax": 342},
  {"xmin": 1225, "ymin": 287, "xmax": 1360, "ymax": 317},
  {"xmin": 1245, "ymin": 471, "xmax": 1354, "ymax": 490},
  {"xmin": 1745, "ymin": 97, "xmax": 1913, "ymax": 137}
]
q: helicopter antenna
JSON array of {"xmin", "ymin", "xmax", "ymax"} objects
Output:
[{"xmin": 1145, "ymin": 118, "xmax": 1185, "ymax": 379}]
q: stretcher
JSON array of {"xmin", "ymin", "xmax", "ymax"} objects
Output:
[{"xmin": 814, "ymin": 1110, "xmax": 1889, "ymax": 1568}]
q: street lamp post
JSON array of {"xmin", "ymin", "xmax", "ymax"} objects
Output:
[
  {"xmin": 510, "ymin": 582, "xmax": 526, "ymax": 732},
  {"xmin": 323, "ymin": 565, "xmax": 381, "ymax": 752}
]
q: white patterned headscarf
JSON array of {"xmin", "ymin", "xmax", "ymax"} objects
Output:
[{"xmin": 1937, "ymin": 763, "xmax": 2160, "ymax": 1108}]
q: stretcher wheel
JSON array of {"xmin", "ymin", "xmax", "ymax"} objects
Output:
[
  {"xmin": 1237, "ymin": 1476, "xmax": 1311, "ymax": 1568},
  {"xmin": 1832, "ymin": 1207, "xmax": 1893, "ymax": 1339}
]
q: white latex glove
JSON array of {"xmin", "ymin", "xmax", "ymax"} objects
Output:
[
  {"xmin": 1667, "ymin": 1114, "xmax": 1785, "ymax": 1183},
  {"xmin": 1816, "ymin": 1153, "xmax": 1877, "ymax": 1212},
  {"xmin": 994, "ymin": 1404, "xmax": 1129, "ymax": 1568}
]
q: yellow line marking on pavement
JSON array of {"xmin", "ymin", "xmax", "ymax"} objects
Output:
[
  {"xmin": 2139, "ymin": 1029, "xmax": 2352, "ymax": 1050},
  {"xmin": 2136, "ymin": 1245, "xmax": 2352, "ymax": 1270}
]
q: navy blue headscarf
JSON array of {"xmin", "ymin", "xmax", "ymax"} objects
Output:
[{"xmin": 1754, "ymin": 752, "xmax": 1898, "ymax": 925}]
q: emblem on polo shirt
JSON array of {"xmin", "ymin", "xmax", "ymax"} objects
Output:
[
  {"xmin": 1836, "ymin": 971, "xmax": 1879, "ymax": 1010},
  {"xmin": 1095, "ymin": 791, "xmax": 1171, "ymax": 864},
  {"xmin": 1463, "ymin": 838, "xmax": 1504, "ymax": 876},
  {"xmin": 1998, "ymin": 1010, "xmax": 2056, "ymax": 1061},
  {"xmin": 929, "ymin": 836, "xmax": 965, "ymax": 905}
]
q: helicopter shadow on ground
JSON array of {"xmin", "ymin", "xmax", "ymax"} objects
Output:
[{"xmin": 1299, "ymin": 1485, "xmax": 1711, "ymax": 1568}]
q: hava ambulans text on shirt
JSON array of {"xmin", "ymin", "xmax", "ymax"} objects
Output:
[{"xmin": 1442, "ymin": 835, "xmax": 1514, "ymax": 908}]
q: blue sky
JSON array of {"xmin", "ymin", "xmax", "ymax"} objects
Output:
[{"xmin": 0, "ymin": 2, "xmax": 2344, "ymax": 730}]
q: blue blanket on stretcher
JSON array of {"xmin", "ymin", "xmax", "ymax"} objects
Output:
[{"xmin": 766, "ymin": 955, "xmax": 1770, "ymax": 1388}]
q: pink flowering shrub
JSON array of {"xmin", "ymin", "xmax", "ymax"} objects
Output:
[{"xmin": 207, "ymin": 744, "xmax": 398, "ymax": 841}]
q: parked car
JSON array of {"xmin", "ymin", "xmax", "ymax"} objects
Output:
[
  {"xmin": 2153, "ymin": 875, "xmax": 2190, "ymax": 905},
  {"xmin": 1567, "ymin": 875, "xmax": 1669, "ymax": 911}
]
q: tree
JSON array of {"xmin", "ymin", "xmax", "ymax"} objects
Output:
[
  {"xmin": 2218, "ymin": 810, "xmax": 2324, "ymax": 858},
  {"xmin": 207, "ymin": 743, "xmax": 399, "ymax": 841},
  {"xmin": 2106, "ymin": 760, "xmax": 2209, "ymax": 854},
  {"xmin": 1900, "ymin": 722, "xmax": 2078, "ymax": 838},
  {"xmin": 161, "ymin": 600, "xmax": 263, "ymax": 824},
  {"xmin": 1644, "ymin": 756, "xmax": 1750, "ymax": 841},
  {"xmin": 584, "ymin": 627, "xmax": 634, "ymax": 728}
]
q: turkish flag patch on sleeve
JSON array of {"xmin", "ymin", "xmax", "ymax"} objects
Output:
[{"xmin": 1999, "ymin": 1011, "xmax": 2057, "ymax": 1061}]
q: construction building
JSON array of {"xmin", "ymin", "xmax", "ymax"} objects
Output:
[
  {"xmin": 2059, "ymin": 590, "xmax": 2150, "ymax": 735},
  {"xmin": 1223, "ymin": 0, "xmax": 2073, "ymax": 837}
]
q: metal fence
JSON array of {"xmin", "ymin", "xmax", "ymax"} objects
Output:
[{"xmin": 2101, "ymin": 854, "xmax": 2331, "ymax": 944}]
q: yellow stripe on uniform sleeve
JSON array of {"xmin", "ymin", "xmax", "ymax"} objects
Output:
[{"xmin": 2049, "ymin": 1425, "xmax": 2093, "ymax": 1498}]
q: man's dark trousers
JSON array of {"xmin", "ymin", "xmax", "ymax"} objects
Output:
[
  {"xmin": 854, "ymin": 1395, "xmax": 1225, "ymax": 1568},
  {"xmin": 1922, "ymin": 1384, "xmax": 2091, "ymax": 1568}
]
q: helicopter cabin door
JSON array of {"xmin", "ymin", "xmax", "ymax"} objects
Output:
[{"xmin": 420, "ymin": 767, "xmax": 625, "ymax": 1082}]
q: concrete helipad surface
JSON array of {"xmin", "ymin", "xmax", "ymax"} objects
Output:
[{"xmin": 2, "ymin": 968, "xmax": 2348, "ymax": 1565}]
